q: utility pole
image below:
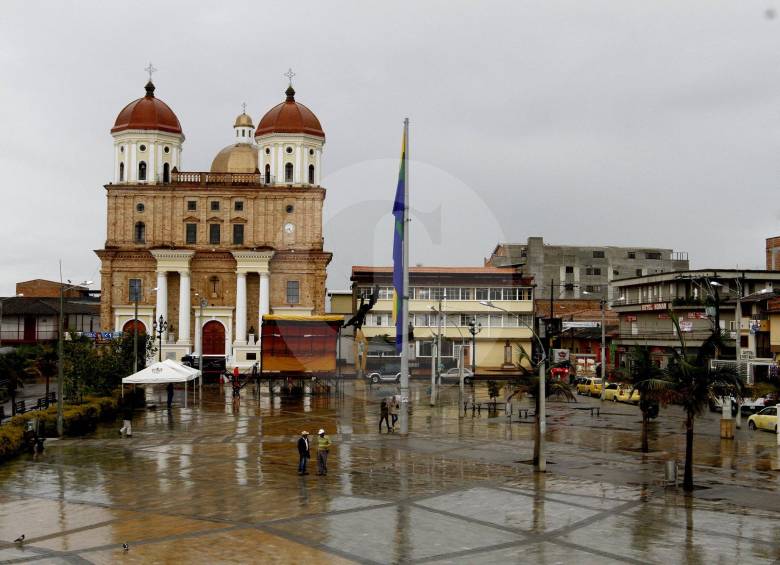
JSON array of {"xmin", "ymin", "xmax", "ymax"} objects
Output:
[
  {"xmin": 132, "ymin": 295, "xmax": 139, "ymax": 374},
  {"xmin": 599, "ymin": 298, "xmax": 606, "ymax": 400},
  {"xmin": 734, "ymin": 276, "xmax": 742, "ymax": 429}
]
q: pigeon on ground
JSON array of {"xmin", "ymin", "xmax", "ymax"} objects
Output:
[
  {"xmin": 122, "ymin": 543, "xmax": 129, "ymax": 551},
  {"xmin": 14, "ymin": 535, "xmax": 24, "ymax": 544}
]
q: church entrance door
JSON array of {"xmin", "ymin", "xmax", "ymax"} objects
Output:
[
  {"xmin": 122, "ymin": 319, "xmax": 146, "ymax": 335},
  {"xmin": 202, "ymin": 321, "xmax": 225, "ymax": 356}
]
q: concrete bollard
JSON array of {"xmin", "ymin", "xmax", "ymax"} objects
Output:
[{"xmin": 664, "ymin": 460, "xmax": 678, "ymax": 486}]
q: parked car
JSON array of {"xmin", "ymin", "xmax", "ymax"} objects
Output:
[
  {"xmin": 615, "ymin": 385, "xmax": 641, "ymax": 404},
  {"xmin": 602, "ymin": 383, "xmax": 620, "ymax": 402},
  {"xmin": 441, "ymin": 367, "xmax": 474, "ymax": 385},
  {"xmin": 709, "ymin": 396, "xmax": 739, "ymax": 417},
  {"xmin": 366, "ymin": 371, "xmax": 401, "ymax": 384},
  {"xmin": 588, "ymin": 378, "xmax": 603, "ymax": 398},
  {"xmin": 747, "ymin": 406, "xmax": 778, "ymax": 432},
  {"xmin": 576, "ymin": 377, "xmax": 600, "ymax": 396}
]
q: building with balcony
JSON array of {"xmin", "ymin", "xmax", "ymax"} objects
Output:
[
  {"xmin": 0, "ymin": 280, "xmax": 100, "ymax": 346},
  {"xmin": 96, "ymin": 78, "xmax": 331, "ymax": 368},
  {"xmin": 350, "ymin": 266, "xmax": 535, "ymax": 373},
  {"xmin": 487, "ymin": 237, "xmax": 689, "ymax": 302},
  {"xmin": 610, "ymin": 270, "xmax": 780, "ymax": 368}
]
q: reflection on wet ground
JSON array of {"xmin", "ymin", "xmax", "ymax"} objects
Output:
[{"xmin": 1, "ymin": 380, "xmax": 780, "ymax": 563}]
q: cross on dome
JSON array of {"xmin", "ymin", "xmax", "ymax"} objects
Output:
[
  {"xmin": 242, "ymin": 102, "xmax": 247, "ymax": 114},
  {"xmin": 284, "ymin": 68, "xmax": 296, "ymax": 86},
  {"xmin": 145, "ymin": 62, "xmax": 157, "ymax": 82}
]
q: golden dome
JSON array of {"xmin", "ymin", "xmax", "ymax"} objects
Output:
[
  {"xmin": 234, "ymin": 112, "xmax": 254, "ymax": 128},
  {"xmin": 210, "ymin": 144, "xmax": 258, "ymax": 173}
]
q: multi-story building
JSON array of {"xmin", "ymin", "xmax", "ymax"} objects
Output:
[
  {"xmin": 96, "ymin": 78, "xmax": 331, "ymax": 367},
  {"xmin": 610, "ymin": 269, "xmax": 780, "ymax": 368},
  {"xmin": 487, "ymin": 237, "xmax": 689, "ymax": 301},
  {"xmin": 350, "ymin": 266, "xmax": 534, "ymax": 372}
]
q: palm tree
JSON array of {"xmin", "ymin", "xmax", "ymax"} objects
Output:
[
  {"xmin": 625, "ymin": 346, "xmax": 665, "ymax": 453},
  {"xmin": 636, "ymin": 313, "xmax": 742, "ymax": 492},
  {"xmin": 508, "ymin": 344, "xmax": 576, "ymax": 464}
]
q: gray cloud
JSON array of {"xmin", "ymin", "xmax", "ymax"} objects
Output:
[{"xmin": 1, "ymin": 0, "xmax": 778, "ymax": 294}]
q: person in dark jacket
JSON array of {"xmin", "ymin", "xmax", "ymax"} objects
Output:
[
  {"xmin": 379, "ymin": 398, "xmax": 391, "ymax": 433},
  {"xmin": 119, "ymin": 396, "xmax": 134, "ymax": 437},
  {"xmin": 297, "ymin": 431, "xmax": 311, "ymax": 475},
  {"xmin": 166, "ymin": 382, "xmax": 174, "ymax": 411}
]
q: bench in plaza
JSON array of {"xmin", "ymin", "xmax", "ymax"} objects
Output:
[{"xmin": 572, "ymin": 406, "xmax": 601, "ymax": 417}]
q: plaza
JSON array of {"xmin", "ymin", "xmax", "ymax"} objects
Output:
[{"xmin": 1, "ymin": 380, "xmax": 780, "ymax": 564}]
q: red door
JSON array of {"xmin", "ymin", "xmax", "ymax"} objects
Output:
[
  {"xmin": 202, "ymin": 321, "xmax": 225, "ymax": 355},
  {"xmin": 122, "ymin": 319, "xmax": 146, "ymax": 335},
  {"xmin": 24, "ymin": 315, "xmax": 36, "ymax": 342}
]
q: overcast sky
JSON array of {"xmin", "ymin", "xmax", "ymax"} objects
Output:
[{"xmin": 2, "ymin": 1, "xmax": 780, "ymax": 295}]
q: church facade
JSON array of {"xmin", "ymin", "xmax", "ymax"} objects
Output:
[{"xmin": 96, "ymin": 78, "xmax": 331, "ymax": 367}]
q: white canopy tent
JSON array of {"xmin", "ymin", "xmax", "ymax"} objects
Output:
[{"xmin": 121, "ymin": 359, "xmax": 201, "ymax": 407}]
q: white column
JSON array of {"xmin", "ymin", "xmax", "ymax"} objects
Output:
[
  {"xmin": 194, "ymin": 310, "xmax": 202, "ymax": 356},
  {"xmin": 148, "ymin": 142, "xmax": 156, "ymax": 184},
  {"xmin": 156, "ymin": 270, "xmax": 168, "ymax": 341},
  {"xmin": 315, "ymin": 148, "xmax": 322, "ymax": 185},
  {"xmin": 130, "ymin": 143, "xmax": 137, "ymax": 182},
  {"xmin": 178, "ymin": 270, "xmax": 191, "ymax": 345},
  {"xmin": 236, "ymin": 272, "xmax": 247, "ymax": 344},
  {"xmin": 259, "ymin": 273, "xmax": 270, "ymax": 333},
  {"xmin": 295, "ymin": 145, "xmax": 302, "ymax": 184}
]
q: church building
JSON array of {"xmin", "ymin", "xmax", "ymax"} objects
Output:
[{"xmin": 95, "ymin": 75, "xmax": 331, "ymax": 368}]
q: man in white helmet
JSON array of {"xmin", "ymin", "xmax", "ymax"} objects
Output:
[{"xmin": 316, "ymin": 428, "xmax": 332, "ymax": 476}]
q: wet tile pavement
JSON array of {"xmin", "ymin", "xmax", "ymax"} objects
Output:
[{"xmin": 0, "ymin": 380, "xmax": 779, "ymax": 563}]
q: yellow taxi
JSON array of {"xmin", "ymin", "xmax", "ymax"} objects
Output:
[
  {"xmin": 615, "ymin": 385, "xmax": 641, "ymax": 404},
  {"xmin": 602, "ymin": 382, "xmax": 620, "ymax": 401},
  {"xmin": 576, "ymin": 377, "xmax": 597, "ymax": 395},
  {"xmin": 748, "ymin": 406, "xmax": 777, "ymax": 432},
  {"xmin": 588, "ymin": 378, "xmax": 603, "ymax": 398}
]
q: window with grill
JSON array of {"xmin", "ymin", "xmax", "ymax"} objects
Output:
[
  {"xmin": 592, "ymin": 250, "xmax": 605, "ymax": 258},
  {"xmin": 627, "ymin": 251, "xmax": 636, "ymax": 259},
  {"xmin": 128, "ymin": 279, "xmax": 142, "ymax": 302},
  {"xmin": 285, "ymin": 163, "xmax": 294, "ymax": 183},
  {"xmin": 565, "ymin": 266, "xmax": 574, "ymax": 274},
  {"xmin": 232, "ymin": 224, "xmax": 244, "ymax": 245},
  {"xmin": 475, "ymin": 288, "xmax": 489, "ymax": 301},
  {"xmin": 286, "ymin": 280, "xmax": 300, "ymax": 304},
  {"xmin": 234, "ymin": 201, "xmax": 244, "ymax": 211},
  {"xmin": 645, "ymin": 252, "xmax": 662, "ymax": 260},
  {"xmin": 210, "ymin": 201, "xmax": 220, "ymax": 211},
  {"xmin": 209, "ymin": 224, "xmax": 220, "ymax": 244},
  {"xmin": 490, "ymin": 288, "xmax": 503, "ymax": 301},
  {"xmin": 185, "ymin": 223, "xmax": 197, "ymax": 244},
  {"xmin": 187, "ymin": 200, "xmax": 197, "ymax": 211}
]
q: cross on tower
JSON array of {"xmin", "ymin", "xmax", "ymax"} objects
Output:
[
  {"xmin": 145, "ymin": 62, "xmax": 157, "ymax": 82},
  {"xmin": 284, "ymin": 67, "xmax": 295, "ymax": 86}
]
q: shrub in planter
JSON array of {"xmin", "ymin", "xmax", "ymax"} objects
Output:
[{"xmin": 0, "ymin": 426, "xmax": 24, "ymax": 461}]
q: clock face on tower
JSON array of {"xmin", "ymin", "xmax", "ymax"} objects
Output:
[{"xmin": 284, "ymin": 222, "xmax": 295, "ymax": 234}]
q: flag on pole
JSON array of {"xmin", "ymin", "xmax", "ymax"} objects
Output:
[{"xmin": 392, "ymin": 123, "xmax": 408, "ymax": 353}]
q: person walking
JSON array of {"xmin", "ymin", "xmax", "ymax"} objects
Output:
[
  {"xmin": 166, "ymin": 382, "xmax": 174, "ymax": 411},
  {"xmin": 389, "ymin": 396, "xmax": 399, "ymax": 431},
  {"xmin": 297, "ymin": 431, "xmax": 311, "ymax": 475},
  {"xmin": 379, "ymin": 398, "xmax": 391, "ymax": 433},
  {"xmin": 316, "ymin": 428, "xmax": 331, "ymax": 476},
  {"xmin": 119, "ymin": 395, "xmax": 134, "ymax": 437}
]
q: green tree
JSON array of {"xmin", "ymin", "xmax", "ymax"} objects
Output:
[
  {"xmin": 625, "ymin": 346, "xmax": 665, "ymax": 453},
  {"xmin": 27, "ymin": 345, "xmax": 58, "ymax": 399},
  {"xmin": 636, "ymin": 313, "xmax": 742, "ymax": 492},
  {"xmin": 0, "ymin": 350, "xmax": 27, "ymax": 414}
]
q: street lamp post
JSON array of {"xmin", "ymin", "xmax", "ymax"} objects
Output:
[
  {"xmin": 57, "ymin": 278, "xmax": 92, "ymax": 437},
  {"xmin": 583, "ymin": 291, "xmax": 607, "ymax": 400},
  {"xmin": 152, "ymin": 315, "xmax": 168, "ymax": 362},
  {"xmin": 468, "ymin": 318, "xmax": 482, "ymax": 378}
]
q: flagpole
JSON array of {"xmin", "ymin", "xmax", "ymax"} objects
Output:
[{"xmin": 400, "ymin": 117, "xmax": 410, "ymax": 436}]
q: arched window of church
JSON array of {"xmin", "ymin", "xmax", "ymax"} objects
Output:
[
  {"xmin": 119, "ymin": 162, "xmax": 125, "ymax": 182},
  {"xmin": 265, "ymin": 164, "xmax": 271, "ymax": 184},
  {"xmin": 138, "ymin": 161, "xmax": 147, "ymax": 181},
  {"xmin": 163, "ymin": 163, "xmax": 170, "ymax": 183},
  {"xmin": 241, "ymin": 130, "xmax": 246, "ymax": 137},
  {"xmin": 134, "ymin": 222, "xmax": 145, "ymax": 243},
  {"xmin": 236, "ymin": 130, "xmax": 239, "ymax": 137},
  {"xmin": 308, "ymin": 164, "xmax": 315, "ymax": 184},
  {"xmin": 285, "ymin": 163, "xmax": 293, "ymax": 183}
]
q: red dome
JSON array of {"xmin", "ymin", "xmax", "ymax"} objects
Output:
[
  {"xmin": 255, "ymin": 86, "xmax": 324, "ymax": 139},
  {"xmin": 111, "ymin": 82, "xmax": 183, "ymax": 135}
]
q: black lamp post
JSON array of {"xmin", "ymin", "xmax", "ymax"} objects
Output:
[
  {"xmin": 152, "ymin": 315, "xmax": 167, "ymax": 362},
  {"xmin": 468, "ymin": 318, "xmax": 482, "ymax": 376}
]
